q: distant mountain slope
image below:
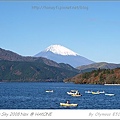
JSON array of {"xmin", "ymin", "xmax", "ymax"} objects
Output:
[
  {"xmin": 77, "ymin": 62, "xmax": 120, "ymax": 73},
  {"xmin": 0, "ymin": 48, "xmax": 63, "ymax": 67},
  {"xmin": 0, "ymin": 60, "xmax": 78, "ymax": 82},
  {"xmin": 64, "ymin": 68, "xmax": 120, "ymax": 84},
  {"xmin": 0, "ymin": 48, "xmax": 79, "ymax": 82},
  {"xmin": 0, "ymin": 48, "xmax": 24, "ymax": 61},
  {"xmin": 34, "ymin": 45, "xmax": 95, "ymax": 67}
]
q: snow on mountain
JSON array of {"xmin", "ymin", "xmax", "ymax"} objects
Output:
[
  {"xmin": 44, "ymin": 45, "xmax": 79, "ymax": 56},
  {"xmin": 35, "ymin": 45, "xmax": 95, "ymax": 67}
]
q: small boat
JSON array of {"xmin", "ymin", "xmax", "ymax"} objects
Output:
[
  {"xmin": 60, "ymin": 103, "xmax": 78, "ymax": 107},
  {"xmin": 99, "ymin": 91, "xmax": 105, "ymax": 94},
  {"xmin": 67, "ymin": 90, "xmax": 78, "ymax": 95},
  {"xmin": 105, "ymin": 93, "xmax": 115, "ymax": 96},
  {"xmin": 46, "ymin": 90, "xmax": 53, "ymax": 92},
  {"xmin": 71, "ymin": 91, "xmax": 82, "ymax": 97},
  {"xmin": 85, "ymin": 90, "xmax": 92, "ymax": 93},
  {"xmin": 92, "ymin": 91, "xmax": 100, "ymax": 94}
]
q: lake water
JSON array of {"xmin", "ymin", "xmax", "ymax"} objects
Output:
[{"xmin": 0, "ymin": 82, "xmax": 120, "ymax": 109}]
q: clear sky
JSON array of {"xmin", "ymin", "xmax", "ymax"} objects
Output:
[{"xmin": 0, "ymin": 1, "xmax": 120, "ymax": 63}]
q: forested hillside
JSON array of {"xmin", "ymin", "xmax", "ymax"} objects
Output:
[{"xmin": 64, "ymin": 68, "xmax": 120, "ymax": 84}]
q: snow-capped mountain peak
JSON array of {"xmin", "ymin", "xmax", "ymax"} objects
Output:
[
  {"xmin": 44, "ymin": 44, "xmax": 79, "ymax": 56},
  {"xmin": 34, "ymin": 44, "xmax": 95, "ymax": 67}
]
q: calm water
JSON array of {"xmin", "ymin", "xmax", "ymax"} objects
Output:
[{"xmin": 0, "ymin": 82, "xmax": 120, "ymax": 109}]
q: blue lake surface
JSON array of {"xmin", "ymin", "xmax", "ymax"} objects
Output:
[{"xmin": 0, "ymin": 82, "xmax": 120, "ymax": 109}]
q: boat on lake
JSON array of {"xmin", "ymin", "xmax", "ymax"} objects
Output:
[
  {"xmin": 45, "ymin": 90, "xmax": 53, "ymax": 92},
  {"xmin": 71, "ymin": 91, "xmax": 82, "ymax": 97},
  {"xmin": 105, "ymin": 93, "xmax": 115, "ymax": 96},
  {"xmin": 99, "ymin": 91, "xmax": 105, "ymax": 94},
  {"xmin": 85, "ymin": 90, "xmax": 105, "ymax": 94},
  {"xmin": 60, "ymin": 103, "xmax": 78, "ymax": 107},
  {"xmin": 67, "ymin": 90, "xmax": 82, "ymax": 97},
  {"xmin": 85, "ymin": 90, "xmax": 92, "ymax": 93},
  {"xmin": 67, "ymin": 90, "xmax": 78, "ymax": 95},
  {"xmin": 92, "ymin": 91, "xmax": 100, "ymax": 94}
]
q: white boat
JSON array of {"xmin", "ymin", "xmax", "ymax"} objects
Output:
[
  {"xmin": 105, "ymin": 93, "xmax": 115, "ymax": 96},
  {"xmin": 46, "ymin": 90, "xmax": 53, "ymax": 92},
  {"xmin": 71, "ymin": 90, "xmax": 82, "ymax": 97},
  {"xmin": 60, "ymin": 103, "xmax": 78, "ymax": 107},
  {"xmin": 99, "ymin": 91, "xmax": 105, "ymax": 94},
  {"xmin": 85, "ymin": 90, "xmax": 92, "ymax": 93},
  {"xmin": 67, "ymin": 90, "xmax": 78, "ymax": 95}
]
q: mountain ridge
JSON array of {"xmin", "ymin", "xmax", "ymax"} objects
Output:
[
  {"xmin": 77, "ymin": 62, "xmax": 120, "ymax": 73},
  {"xmin": 0, "ymin": 47, "xmax": 79, "ymax": 82},
  {"xmin": 0, "ymin": 47, "xmax": 62, "ymax": 68}
]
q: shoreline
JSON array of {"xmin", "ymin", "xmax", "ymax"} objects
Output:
[{"xmin": 104, "ymin": 84, "xmax": 120, "ymax": 86}]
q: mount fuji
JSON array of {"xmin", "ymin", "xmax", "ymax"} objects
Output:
[{"xmin": 34, "ymin": 45, "xmax": 95, "ymax": 67}]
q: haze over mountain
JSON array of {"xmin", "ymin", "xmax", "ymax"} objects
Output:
[{"xmin": 35, "ymin": 45, "xmax": 95, "ymax": 67}]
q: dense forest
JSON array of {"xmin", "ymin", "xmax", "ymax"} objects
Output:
[{"xmin": 64, "ymin": 68, "xmax": 120, "ymax": 84}]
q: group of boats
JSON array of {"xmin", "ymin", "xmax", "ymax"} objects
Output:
[
  {"xmin": 60, "ymin": 90, "xmax": 82, "ymax": 107},
  {"xmin": 45, "ymin": 89, "xmax": 79, "ymax": 107},
  {"xmin": 85, "ymin": 90, "xmax": 115, "ymax": 96},
  {"xmin": 45, "ymin": 89, "xmax": 115, "ymax": 107}
]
